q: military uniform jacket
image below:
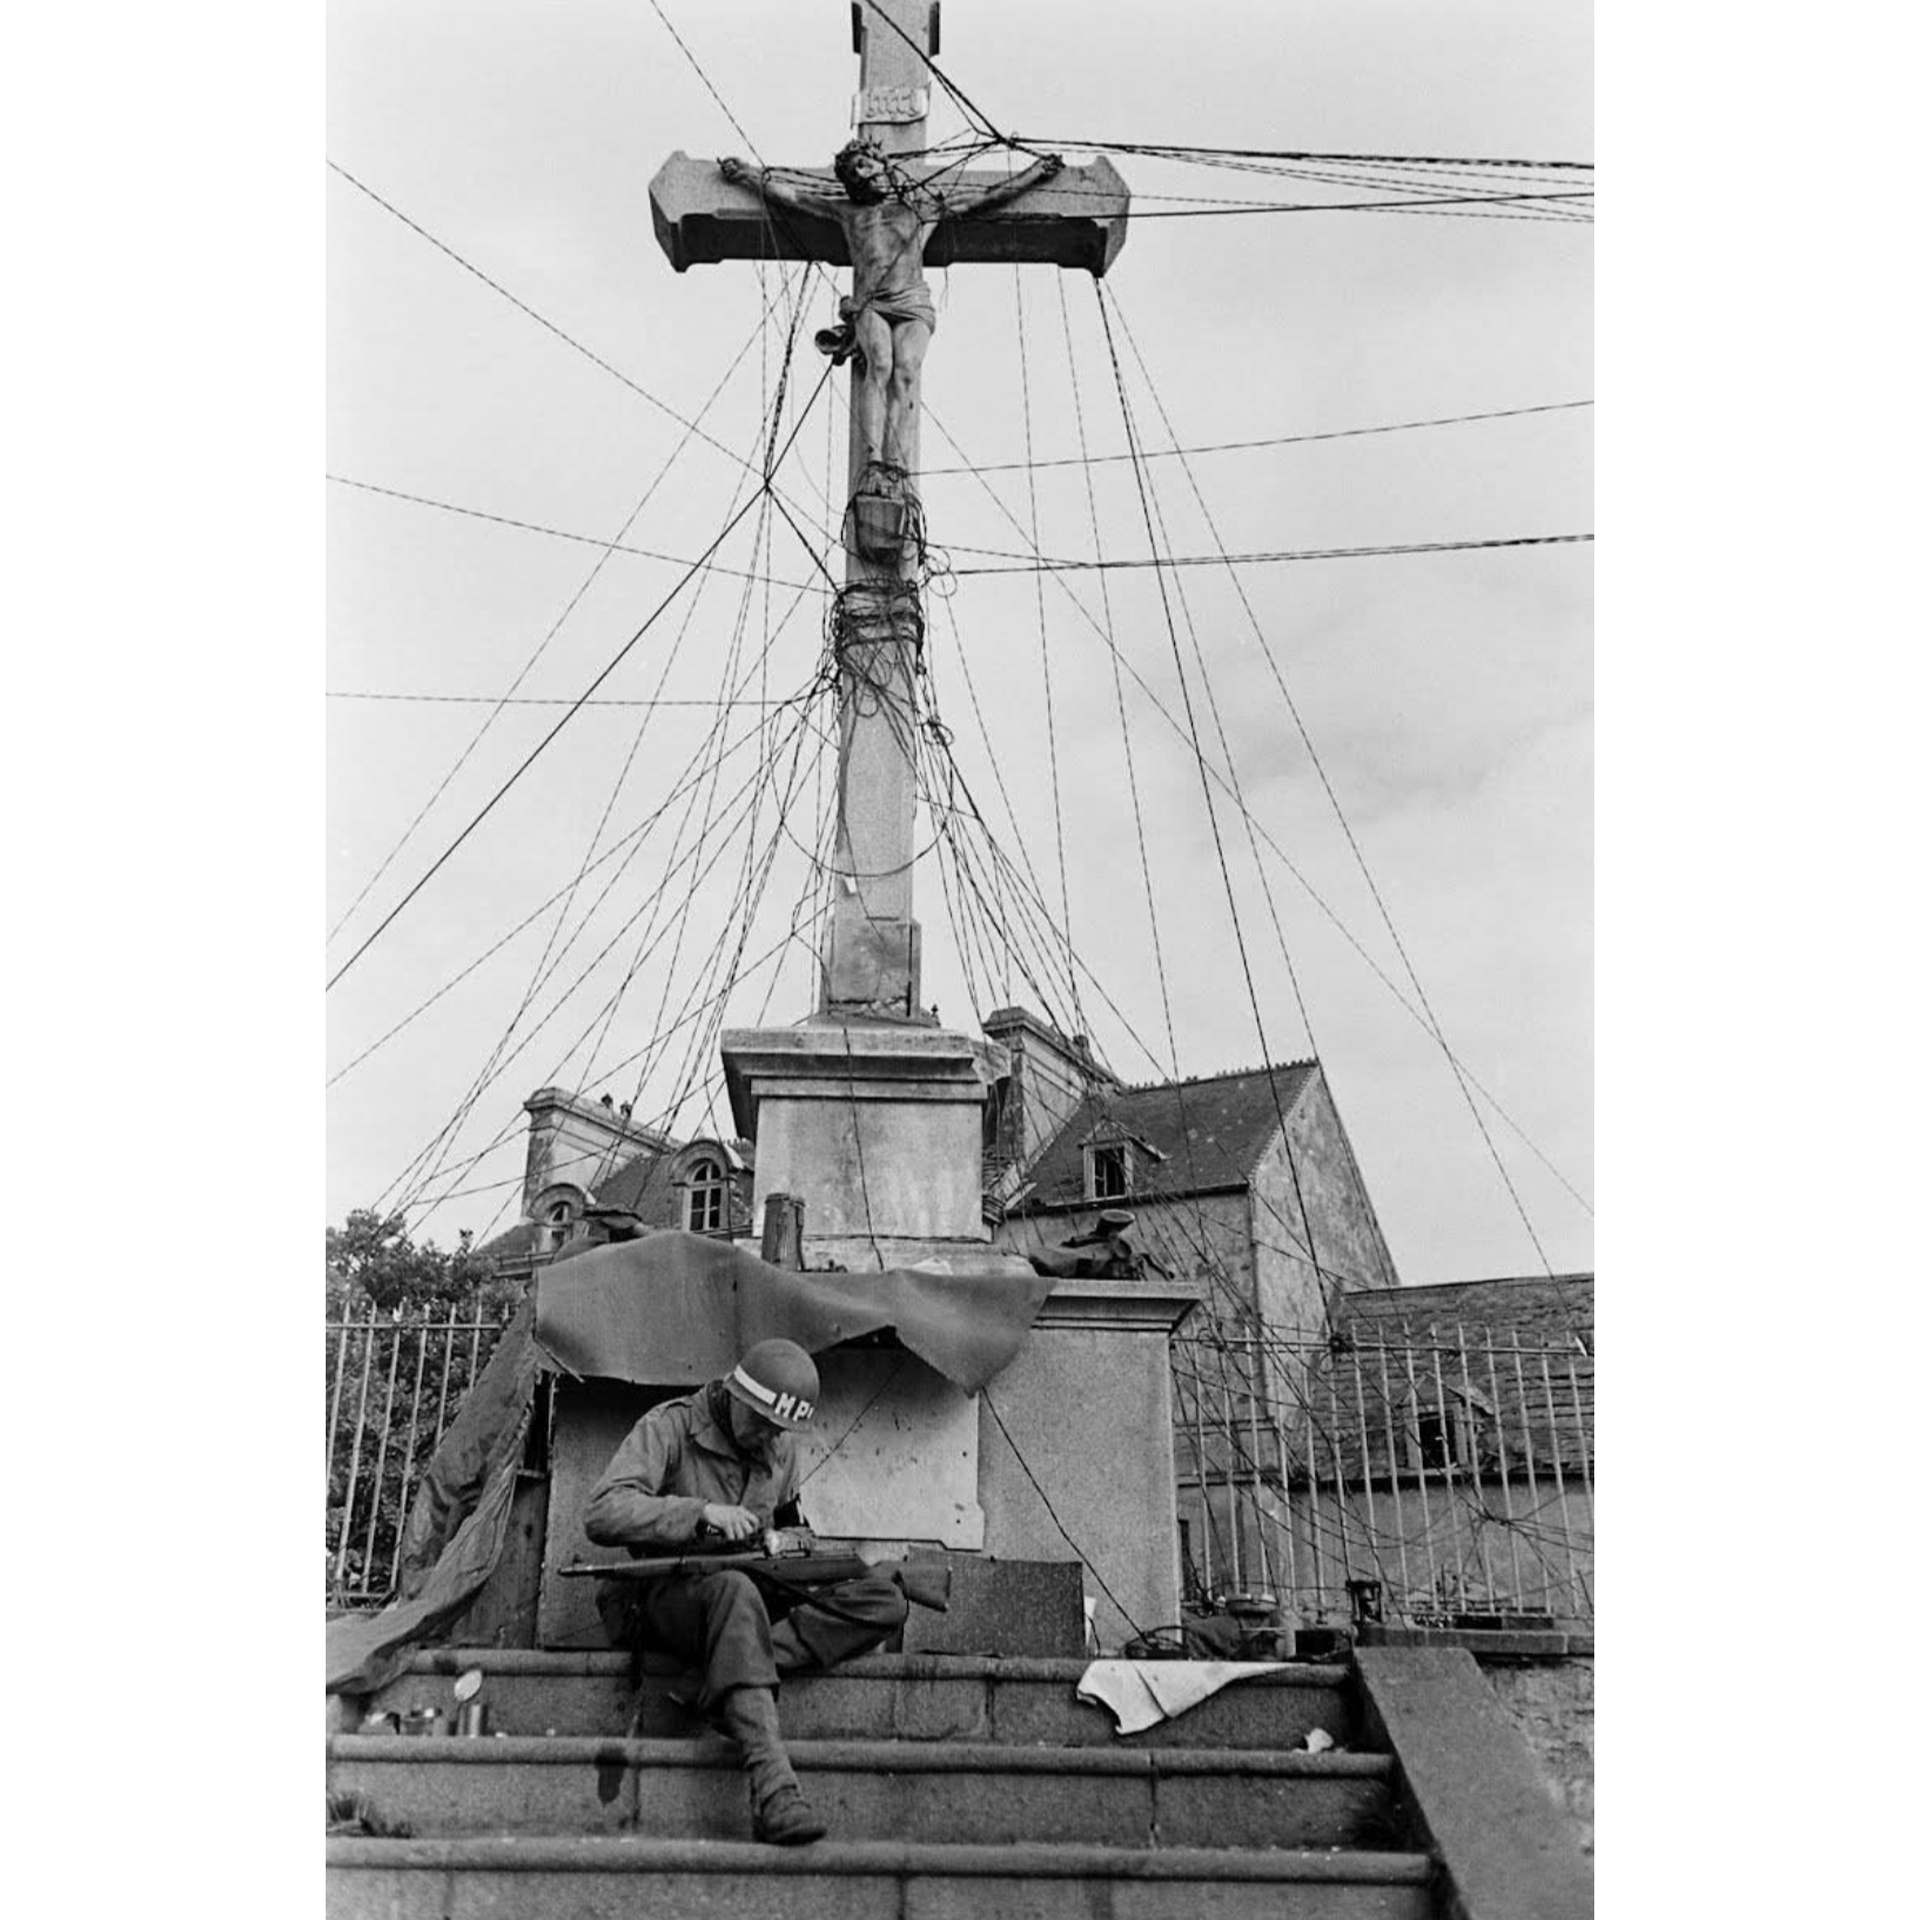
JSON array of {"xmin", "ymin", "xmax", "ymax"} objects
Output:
[{"xmin": 582, "ymin": 1381, "xmax": 799, "ymax": 1551}]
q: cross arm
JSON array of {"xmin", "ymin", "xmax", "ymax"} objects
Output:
[
  {"xmin": 718, "ymin": 156, "xmax": 840, "ymax": 223},
  {"xmin": 940, "ymin": 152, "xmax": 1065, "ymax": 219},
  {"xmin": 650, "ymin": 152, "xmax": 1131, "ymax": 278},
  {"xmin": 651, "ymin": 153, "xmax": 851, "ymax": 271}
]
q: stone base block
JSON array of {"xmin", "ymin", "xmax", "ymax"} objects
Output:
[{"xmin": 902, "ymin": 1557, "xmax": 1088, "ymax": 1659}]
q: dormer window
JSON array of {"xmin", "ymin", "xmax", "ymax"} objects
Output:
[
  {"xmin": 1088, "ymin": 1142, "xmax": 1130, "ymax": 1202},
  {"xmin": 545, "ymin": 1199, "xmax": 575, "ymax": 1253},
  {"xmin": 684, "ymin": 1155, "xmax": 728, "ymax": 1235},
  {"xmin": 1401, "ymin": 1380, "xmax": 1493, "ymax": 1477}
]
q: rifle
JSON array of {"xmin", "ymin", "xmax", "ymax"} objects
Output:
[
  {"xmin": 561, "ymin": 1535, "xmax": 879, "ymax": 1627},
  {"xmin": 560, "ymin": 1545, "xmax": 870, "ymax": 1587}
]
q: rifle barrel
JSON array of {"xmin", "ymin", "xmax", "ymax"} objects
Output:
[{"xmin": 561, "ymin": 1551, "xmax": 869, "ymax": 1584}]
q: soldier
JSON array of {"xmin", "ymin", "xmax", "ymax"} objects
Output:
[{"xmin": 582, "ymin": 1337, "xmax": 912, "ymax": 1845}]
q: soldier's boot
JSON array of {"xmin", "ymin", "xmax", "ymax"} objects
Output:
[{"xmin": 715, "ymin": 1685, "xmax": 826, "ymax": 1845}]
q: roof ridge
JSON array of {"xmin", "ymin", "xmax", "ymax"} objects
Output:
[
  {"xmin": 1117, "ymin": 1057, "xmax": 1318, "ymax": 1095},
  {"xmin": 1348, "ymin": 1273, "xmax": 1595, "ymax": 1296}
]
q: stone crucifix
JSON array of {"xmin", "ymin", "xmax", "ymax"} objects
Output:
[
  {"xmin": 649, "ymin": 0, "xmax": 1129, "ymax": 1020},
  {"xmin": 719, "ymin": 143, "xmax": 1064, "ymax": 475}
]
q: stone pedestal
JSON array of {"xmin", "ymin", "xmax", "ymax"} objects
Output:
[
  {"xmin": 976, "ymin": 1279, "xmax": 1201, "ymax": 1648},
  {"xmin": 532, "ymin": 1280, "xmax": 1201, "ymax": 1653},
  {"xmin": 709, "ymin": 1017, "xmax": 1203, "ymax": 1653},
  {"xmin": 720, "ymin": 1016, "xmax": 1007, "ymax": 1264}
]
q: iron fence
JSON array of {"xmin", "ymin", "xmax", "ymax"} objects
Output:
[
  {"xmin": 325, "ymin": 1292, "xmax": 1592, "ymax": 1629},
  {"xmin": 325, "ymin": 1295, "xmax": 518, "ymax": 1608},
  {"xmin": 1171, "ymin": 1321, "xmax": 1594, "ymax": 1627}
]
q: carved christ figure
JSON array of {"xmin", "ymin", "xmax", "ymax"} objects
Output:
[{"xmin": 721, "ymin": 141, "xmax": 1064, "ymax": 473}]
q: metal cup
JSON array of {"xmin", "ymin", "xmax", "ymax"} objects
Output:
[{"xmin": 456, "ymin": 1701, "xmax": 490, "ymax": 1738}]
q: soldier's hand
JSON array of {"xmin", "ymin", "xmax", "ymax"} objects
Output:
[
  {"xmin": 700, "ymin": 1502, "xmax": 760, "ymax": 1542},
  {"xmin": 720, "ymin": 157, "xmax": 748, "ymax": 184},
  {"xmin": 1041, "ymin": 153, "xmax": 1064, "ymax": 177}
]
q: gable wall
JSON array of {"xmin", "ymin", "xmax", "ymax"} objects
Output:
[{"xmin": 1251, "ymin": 1072, "xmax": 1399, "ymax": 1339}]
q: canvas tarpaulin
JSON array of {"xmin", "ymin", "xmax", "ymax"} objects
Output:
[
  {"xmin": 326, "ymin": 1234, "xmax": 1052, "ymax": 1695},
  {"xmin": 534, "ymin": 1231, "xmax": 1053, "ymax": 1394},
  {"xmin": 325, "ymin": 1299, "xmax": 544, "ymax": 1696}
]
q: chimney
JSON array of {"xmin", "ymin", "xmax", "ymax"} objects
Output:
[
  {"xmin": 980, "ymin": 1007, "xmax": 1116, "ymax": 1177},
  {"xmin": 521, "ymin": 1087, "xmax": 666, "ymax": 1221}
]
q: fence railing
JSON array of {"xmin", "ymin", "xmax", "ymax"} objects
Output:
[
  {"xmin": 1171, "ymin": 1322, "xmax": 1594, "ymax": 1627},
  {"xmin": 325, "ymin": 1295, "xmax": 519, "ymax": 1609},
  {"xmin": 326, "ymin": 1294, "xmax": 1592, "ymax": 1628}
]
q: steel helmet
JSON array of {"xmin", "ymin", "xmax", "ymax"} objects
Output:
[{"xmin": 725, "ymin": 1338, "xmax": 820, "ymax": 1431}]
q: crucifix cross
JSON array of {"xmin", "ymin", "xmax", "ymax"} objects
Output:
[{"xmin": 648, "ymin": 0, "xmax": 1130, "ymax": 1020}]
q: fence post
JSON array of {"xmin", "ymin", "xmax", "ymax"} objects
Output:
[
  {"xmin": 1349, "ymin": 1340, "xmax": 1385, "ymax": 1595},
  {"xmin": 1536, "ymin": 1336, "xmax": 1580, "ymax": 1612},
  {"xmin": 1503, "ymin": 1330, "xmax": 1546, "ymax": 1610},
  {"xmin": 332, "ymin": 1299, "xmax": 380, "ymax": 1595},
  {"xmin": 326, "ymin": 1306, "xmax": 353, "ymax": 1490},
  {"xmin": 431, "ymin": 1298, "xmax": 458, "ymax": 1451},
  {"xmin": 1243, "ymin": 1335, "xmax": 1276, "ymax": 1597},
  {"xmin": 1298, "ymin": 1354, "xmax": 1327, "ymax": 1614},
  {"xmin": 391, "ymin": 1312, "xmax": 434, "ymax": 1588},
  {"xmin": 356, "ymin": 1312, "xmax": 407, "ymax": 1597},
  {"xmin": 1181, "ymin": 1346, "xmax": 1214, "ymax": 1595},
  {"xmin": 1217, "ymin": 1331, "xmax": 1244, "ymax": 1595},
  {"xmin": 1481, "ymin": 1325, "xmax": 1524, "ymax": 1607},
  {"xmin": 1453, "ymin": 1325, "xmax": 1496, "ymax": 1604},
  {"xmin": 1371, "ymin": 1334, "xmax": 1412, "ymax": 1614},
  {"xmin": 1397, "ymin": 1323, "xmax": 1440, "ymax": 1614}
]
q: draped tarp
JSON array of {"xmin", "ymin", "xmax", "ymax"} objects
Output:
[
  {"xmin": 325, "ymin": 1236, "xmax": 1053, "ymax": 1695},
  {"xmin": 325, "ymin": 1300, "xmax": 544, "ymax": 1696},
  {"xmin": 535, "ymin": 1231, "xmax": 1054, "ymax": 1395}
]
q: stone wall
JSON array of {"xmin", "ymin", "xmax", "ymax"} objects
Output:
[
  {"xmin": 1480, "ymin": 1655, "xmax": 1595, "ymax": 1854},
  {"xmin": 1250, "ymin": 1074, "xmax": 1399, "ymax": 1341},
  {"xmin": 520, "ymin": 1087, "xmax": 670, "ymax": 1217}
]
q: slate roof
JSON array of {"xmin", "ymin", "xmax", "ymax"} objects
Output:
[
  {"xmin": 474, "ymin": 1133, "xmax": 764, "ymax": 1268},
  {"xmin": 472, "ymin": 1218, "xmax": 540, "ymax": 1266},
  {"xmin": 471, "ymin": 1148, "xmax": 682, "ymax": 1268},
  {"xmin": 1335, "ymin": 1273, "xmax": 1594, "ymax": 1351},
  {"xmin": 1297, "ymin": 1272, "xmax": 1596, "ymax": 1483},
  {"xmin": 593, "ymin": 1150, "xmax": 690, "ymax": 1228},
  {"xmin": 1010, "ymin": 1061, "xmax": 1319, "ymax": 1211}
]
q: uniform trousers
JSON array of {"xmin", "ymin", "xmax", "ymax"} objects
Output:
[{"xmin": 628, "ymin": 1565, "xmax": 910, "ymax": 1711}]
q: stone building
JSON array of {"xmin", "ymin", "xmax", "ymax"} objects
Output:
[
  {"xmin": 482, "ymin": 1012, "xmax": 1400, "ymax": 1342},
  {"xmin": 983, "ymin": 1006, "xmax": 1400, "ymax": 1339},
  {"xmin": 476, "ymin": 1085, "xmax": 755, "ymax": 1280}
]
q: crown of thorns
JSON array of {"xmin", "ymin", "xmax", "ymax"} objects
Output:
[{"xmin": 833, "ymin": 138, "xmax": 893, "ymax": 189}]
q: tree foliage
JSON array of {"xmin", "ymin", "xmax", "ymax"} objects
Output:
[
  {"xmin": 325, "ymin": 1209, "xmax": 524, "ymax": 1603},
  {"xmin": 326, "ymin": 1207, "xmax": 498, "ymax": 1312}
]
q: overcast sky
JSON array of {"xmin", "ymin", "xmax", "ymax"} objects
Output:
[{"xmin": 326, "ymin": 0, "xmax": 1593, "ymax": 1287}]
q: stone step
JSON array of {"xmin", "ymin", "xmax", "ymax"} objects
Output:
[
  {"xmin": 327, "ymin": 1835, "xmax": 1436, "ymax": 1920},
  {"xmin": 328, "ymin": 1734, "xmax": 1397, "ymax": 1850},
  {"xmin": 362, "ymin": 1649, "xmax": 1356, "ymax": 1749}
]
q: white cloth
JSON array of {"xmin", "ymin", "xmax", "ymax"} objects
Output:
[{"xmin": 1074, "ymin": 1659, "xmax": 1282, "ymax": 1735}]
